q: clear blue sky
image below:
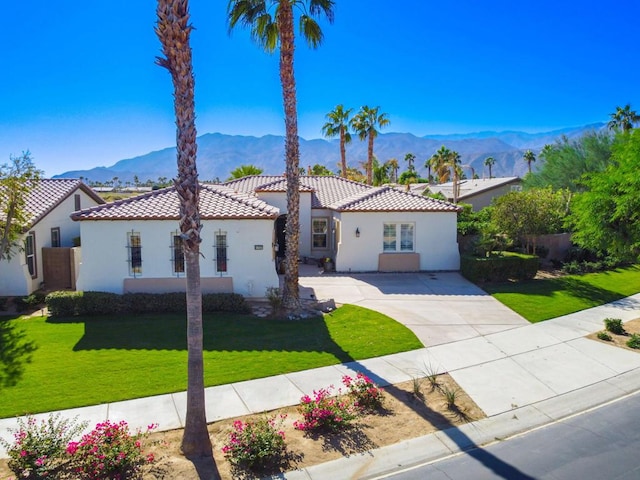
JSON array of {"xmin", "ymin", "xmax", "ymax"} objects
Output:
[{"xmin": 2, "ymin": 1, "xmax": 639, "ymax": 177}]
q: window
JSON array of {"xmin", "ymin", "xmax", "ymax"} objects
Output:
[
  {"xmin": 127, "ymin": 231, "xmax": 142, "ymax": 276},
  {"xmin": 312, "ymin": 218, "xmax": 329, "ymax": 249},
  {"xmin": 215, "ymin": 232, "xmax": 227, "ymax": 273},
  {"xmin": 74, "ymin": 194, "xmax": 81, "ymax": 211},
  {"xmin": 383, "ymin": 223, "xmax": 414, "ymax": 252},
  {"xmin": 51, "ymin": 227, "xmax": 61, "ymax": 247},
  {"xmin": 171, "ymin": 234, "xmax": 185, "ymax": 275},
  {"xmin": 25, "ymin": 232, "xmax": 37, "ymax": 277}
]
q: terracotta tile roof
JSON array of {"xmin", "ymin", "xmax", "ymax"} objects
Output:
[
  {"xmin": 330, "ymin": 186, "xmax": 461, "ymax": 212},
  {"xmin": 1, "ymin": 178, "xmax": 105, "ymax": 229},
  {"xmin": 222, "ymin": 175, "xmax": 459, "ymax": 212},
  {"xmin": 71, "ymin": 184, "xmax": 279, "ymax": 221}
]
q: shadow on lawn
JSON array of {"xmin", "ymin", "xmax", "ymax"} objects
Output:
[
  {"xmin": 0, "ymin": 316, "xmax": 37, "ymax": 389},
  {"xmin": 47, "ymin": 313, "xmax": 354, "ymax": 363}
]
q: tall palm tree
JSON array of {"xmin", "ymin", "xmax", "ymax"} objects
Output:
[
  {"xmin": 228, "ymin": 0, "xmax": 335, "ymax": 311},
  {"xmin": 322, "ymin": 104, "xmax": 352, "ymax": 178},
  {"xmin": 523, "ymin": 149, "xmax": 536, "ymax": 174},
  {"xmin": 608, "ymin": 103, "xmax": 640, "ymax": 132},
  {"xmin": 386, "ymin": 157, "xmax": 399, "ymax": 183},
  {"xmin": 430, "ymin": 145, "xmax": 452, "ymax": 184},
  {"xmin": 156, "ymin": 0, "xmax": 211, "ymax": 458},
  {"xmin": 404, "ymin": 152, "xmax": 416, "ymax": 173},
  {"xmin": 350, "ymin": 105, "xmax": 390, "ymax": 185},
  {"xmin": 484, "ymin": 156, "xmax": 495, "ymax": 178}
]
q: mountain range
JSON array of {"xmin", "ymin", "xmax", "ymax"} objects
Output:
[{"xmin": 54, "ymin": 123, "xmax": 606, "ymax": 184}]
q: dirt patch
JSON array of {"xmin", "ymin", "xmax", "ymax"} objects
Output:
[
  {"xmin": 587, "ymin": 317, "xmax": 640, "ymax": 352},
  {"xmin": 0, "ymin": 375, "xmax": 484, "ymax": 480}
]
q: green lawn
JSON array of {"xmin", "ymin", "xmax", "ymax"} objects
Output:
[
  {"xmin": 483, "ymin": 265, "xmax": 640, "ymax": 323},
  {"xmin": 0, "ymin": 304, "xmax": 422, "ymax": 418}
]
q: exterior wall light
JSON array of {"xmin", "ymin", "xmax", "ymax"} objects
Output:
[{"xmin": 355, "ymin": 227, "xmax": 360, "ymax": 238}]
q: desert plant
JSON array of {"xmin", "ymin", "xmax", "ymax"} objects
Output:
[
  {"xmin": 67, "ymin": 420, "xmax": 156, "ymax": 480},
  {"xmin": 0, "ymin": 414, "xmax": 87, "ymax": 480},
  {"xmin": 265, "ymin": 287, "xmax": 283, "ymax": 316},
  {"xmin": 597, "ymin": 331, "xmax": 612, "ymax": 341},
  {"xmin": 410, "ymin": 376, "xmax": 425, "ymax": 401},
  {"xmin": 342, "ymin": 372, "xmax": 384, "ymax": 412},
  {"xmin": 604, "ymin": 318, "xmax": 625, "ymax": 335},
  {"xmin": 626, "ymin": 333, "xmax": 640, "ymax": 349},
  {"xmin": 441, "ymin": 385, "xmax": 460, "ymax": 410},
  {"xmin": 422, "ymin": 361, "xmax": 442, "ymax": 390},
  {"xmin": 294, "ymin": 386, "xmax": 357, "ymax": 433},
  {"xmin": 222, "ymin": 415, "xmax": 288, "ymax": 471}
]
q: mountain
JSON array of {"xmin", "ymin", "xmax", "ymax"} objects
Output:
[{"xmin": 53, "ymin": 123, "xmax": 606, "ymax": 184}]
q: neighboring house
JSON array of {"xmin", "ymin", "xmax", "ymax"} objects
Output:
[
  {"xmin": 71, "ymin": 184, "xmax": 280, "ymax": 298},
  {"xmin": 224, "ymin": 175, "xmax": 461, "ymax": 274},
  {"xmin": 422, "ymin": 177, "xmax": 522, "ymax": 211},
  {"xmin": 0, "ymin": 179, "xmax": 105, "ymax": 296}
]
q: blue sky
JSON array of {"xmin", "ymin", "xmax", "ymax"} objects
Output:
[{"xmin": 2, "ymin": 1, "xmax": 639, "ymax": 177}]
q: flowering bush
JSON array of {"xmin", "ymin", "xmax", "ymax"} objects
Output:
[
  {"xmin": 342, "ymin": 373, "xmax": 385, "ymax": 412},
  {"xmin": 0, "ymin": 413, "xmax": 87, "ymax": 480},
  {"xmin": 221, "ymin": 415, "xmax": 287, "ymax": 471},
  {"xmin": 67, "ymin": 420, "xmax": 156, "ymax": 480},
  {"xmin": 293, "ymin": 386, "xmax": 356, "ymax": 433}
]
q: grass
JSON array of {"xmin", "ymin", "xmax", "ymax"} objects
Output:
[
  {"xmin": 482, "ymin": 265, "xmax": 640, "ymax": 323},
  {"xmin": 0, "ymin": 304, "xmax": 422, "ymax": 418}
]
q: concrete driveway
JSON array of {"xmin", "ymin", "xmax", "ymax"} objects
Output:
[{"xmin": 298, "ymin": 266, "xmax": 528, "ymax": 347}]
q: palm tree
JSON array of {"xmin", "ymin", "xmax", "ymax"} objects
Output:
[
  {"xmin": 608, "ymin": 103, "xmax": 640, "ymax": 132},
  {"xmin": 386, "ymin": 157, "xmax": 399, "ymax": 183},
  {"xmin": 404, "ymin": 152, "xmax": 416, "ymax": 173},
  {"xmin": 228, "ymin": 0, "xmax": 334, "ymax": 311},
  {"xmin": 156, "ymin": 0, "xmax": 211, "ymax": 457},
  {"xmin": 523, "ymin": 149, "xmax": 536, "ymax": 174},
  {"xmin": 321, "ymin": 104, "xmax": 352, "ymax": 178},
  {"xmin": 228, "ymin": 164, "xmax": 264, "ymax": 180},
  {"xmin": 350, "ymin": 105, "xmax": 390, "ymax": 185},
  {"xmin": 429, "ymin": 145, "xmax": 452, "ymax": 183},
  {"xmin": 484, "ymin": 156, "xmax": 495, "ymax": 178}
]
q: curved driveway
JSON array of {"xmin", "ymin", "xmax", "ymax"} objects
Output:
[{"xmin": 298, "ymin": 267, "xmax": 528, "ymax": 347}]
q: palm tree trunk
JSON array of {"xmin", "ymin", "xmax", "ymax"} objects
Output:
[
  {"xmin": 339, "ymin": 127, "xmax": 347, "ymax": 178},
  {"xmin": 155, "ymin": 0, "xmax": 211, "ymax": 458},
  {"xmin": 367, "ymin": 133, "xmax": 374, "ymax": 185},
  {"xmin": 278, "ymin": 2, "xmax": 301, "ymax": 311}
]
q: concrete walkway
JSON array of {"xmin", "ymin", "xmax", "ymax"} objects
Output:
[{"xmin": 2, "ymin": 273, "xmax": 640, "ymax": 479}]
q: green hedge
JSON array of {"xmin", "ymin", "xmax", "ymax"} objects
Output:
[
  {"xmin": 46, "ymin": 291, "xmax": 251, "ymax": 317},
  {"xmin": 461, "ymin": 252, "xmax": 540, "ymax": 283}
]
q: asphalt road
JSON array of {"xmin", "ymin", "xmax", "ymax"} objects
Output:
[{"xmin": 378, "ymin": 392, "xmax": 640, "ymax": 480}]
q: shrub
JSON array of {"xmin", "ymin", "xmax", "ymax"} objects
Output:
[
  {"xmin": 342, "ymin": 373, "xmax": 384, "ymax": 412},
  {"xmin": 81, "ymin": 291, "xmax": 125, "ymax": 315},
  {"xmin": 46, "ymin": 291, "xmax": 83, "ymax": 317},
  {"xmin": 203, "ymin": 293, "xmax": 251, "ymax": 313},
  {"xmin": 0, "ymin": 414, "xmax": 87, "ymax": 480},
  {"xmin": 294, "ymin": 386, "xmax": 356, "ymax": 433},
  {"xmin": 626, "ymin": 334, "xmax": 640, "ymax": 349},
  {"xmin": 67, "ymin": 420, "xmax": 156, "ymax": 480},
  {"xmin": 265, "ymin": 287, "xmax": 283, "ymax": 316},
  {"xmin": 597, "ymin": 331, "xmax": 612, "ymax": 341},
  {"xmin": 222, "ymin": 415, "xmax": 287, "ymax": 471},
  {"xmin": 461, "ymin": 252, "xmax": 539, "ymax": 283},
  {"xmin": 604, "ymin": 318, "xmax": 625, "ymax": 335},
  {"xmin": 0, "ymin": 296, "xmax": 7, "ymax": 311}
]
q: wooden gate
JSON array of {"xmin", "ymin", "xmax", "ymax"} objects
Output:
[{"xmin": 42, "ymin": 248, "xmax": 74, "ymax": 290}]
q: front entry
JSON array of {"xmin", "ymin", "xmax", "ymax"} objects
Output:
[{"xmin": 274, "ymin": 214, "xmax": 287, "ymax": 272}]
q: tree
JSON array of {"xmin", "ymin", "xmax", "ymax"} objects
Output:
[
  {"xmin": 372, "ymin": 156, "xmax": 391, "ymax": 186},
  {"xmin": 569, "ymin": 129, "xmax": 640, "ymax": 261},
  {"xmin": 321, "ymin": 104, "xmax": 352, "ymax": 178},
  {"xmin": 404, "ymin": 153, "xmax": 416, "ymax": 173},
  {"xmin": 156, "ymin": 0, "xmax": 211, "ymax": 457},
  {"xmin": 0, "ymin": 152, "xmax": 42, "ymax": 261},
  {"xmin": 350, "ymin": 105, "xmax": 390, "ymax": 185},
  {"xmin": 524, "ymin": 131, "xmax": 613, "ymax": 192},
  {"xmin": 523, "ymin": 149, "xmax": 536, "ymax": 174},
  {"xmin": 228, "ymin": 164, "xmax": 264, "ymax": 180},
  {"xmin": 307, "ymin": 163, "xmax": 333, "ymax": 175},
  {"xmin": 428, "ymin": 145, "xmax": 452, "ymax": 184},
  {"xmin": 228, "ymin": 0, "xmax": 334, "ymax": 311},
  {"xmin": 484, "ymin": 156, "xmax": 495, "ymax": 178},
  {"xmin": 386, "ymin": 158, "xmax": 399, "ymax": 183},
  {"xmin": 608, "ymin": 103, "xmax": 639, "ymax": 132}
]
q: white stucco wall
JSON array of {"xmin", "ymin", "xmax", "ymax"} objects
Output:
[
  {"xmin": 0, "ymin": 189, "xmax": 101, "ymax": 296},
  {"xmin": 334, "ymin": 211, "xmax": 460, "ymax": 272},
  {"xmin": 76, "ymin": 218, "xmax": 279, "ymax": 298}
]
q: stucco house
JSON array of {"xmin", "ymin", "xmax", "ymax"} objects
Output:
[
  {"xmin": 71, "ymin": 175, "xmax": 461, "ymax": 298},
  {"xmin": 224, "ymin": 175, "xmax": 461, "ymax": 274},
  {"xmin": 421, "ymin": 177, "xmax": 522, "ymax": 211},
  {"xmin": 0, "ymin": 179, "xmax": 105, "ymax": 296}
]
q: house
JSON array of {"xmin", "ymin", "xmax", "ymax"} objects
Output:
[
  {"xmin": 0, "ymin": 179, "xmax": 105, "ymax": 296},
  {"xmin": 71, "ymin": 184, "xmax": 280, "ymax": 298},
  {"xmin": 224, "ymin": 175, "xmax": 461, "ymax": 274},
  {"xmin": 71, "ymin": 176, "xmax": 461, "ymax": 297},
  {"xmin": 417, "ymin": 177, "xmax": 522, "ymax": 211}
]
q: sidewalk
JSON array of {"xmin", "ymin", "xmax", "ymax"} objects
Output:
[{"xmin": 2, "ymin": 293, "xmax": 640, "ymax": 479}]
